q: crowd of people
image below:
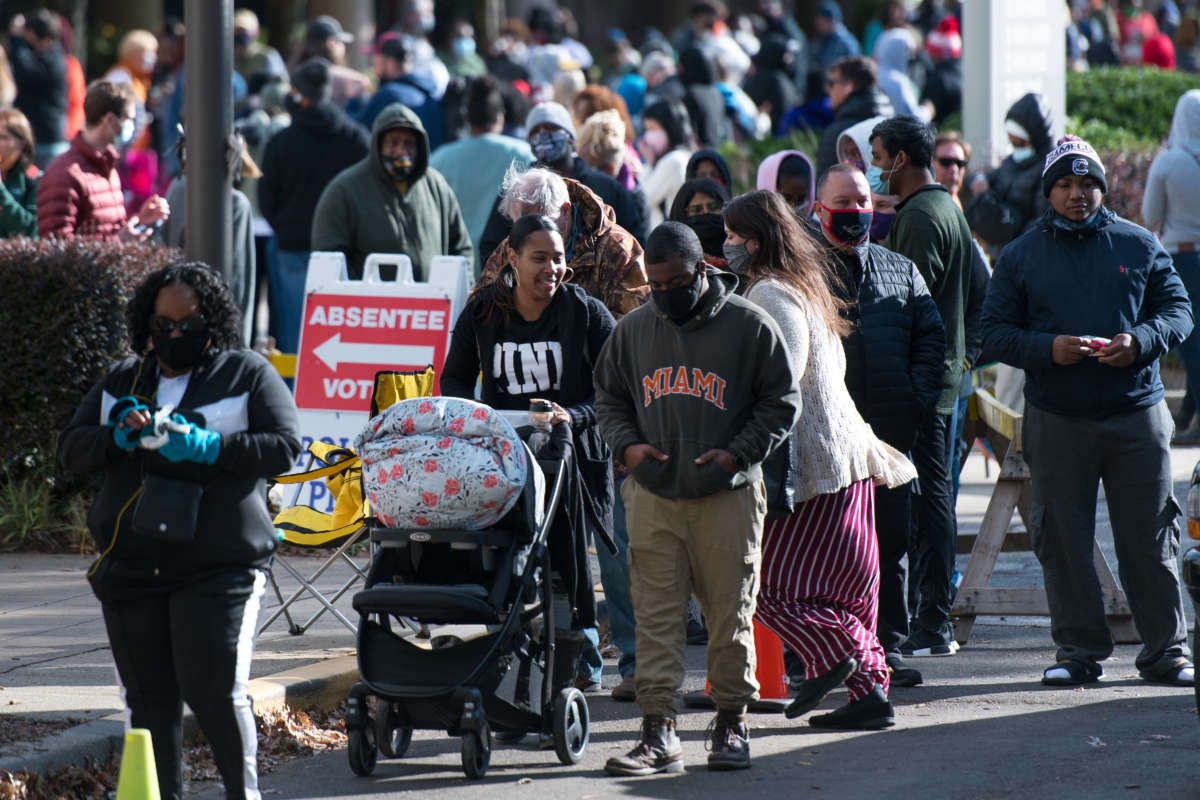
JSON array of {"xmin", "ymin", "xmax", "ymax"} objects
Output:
[{"xmin": 39, "ymin": 1, "xmax": 1200, "ymax": 797}]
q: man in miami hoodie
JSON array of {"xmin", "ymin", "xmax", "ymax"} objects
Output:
[
  {"xmin": 595, "ymin": 222, "xmax": 800, "ymax": 775},
  {"xmin": 312, "ymin": 102, "xmax": 472, "ymax": 280}
]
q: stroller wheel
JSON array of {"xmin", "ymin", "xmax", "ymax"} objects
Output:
[
  {"xmin": 348, "ymin": 721, "xmax": 378, "ymax": 776},
  {"xmin": 552, "ymin": 687, "xmax": 589, "ymax": 765},
  {"xmin": 375, "ymin": 702, "xmax": 412, "ymax": 758},
  {"xmin": 461, "ymin": 720, "xmax": 492, "ymax": 779}
]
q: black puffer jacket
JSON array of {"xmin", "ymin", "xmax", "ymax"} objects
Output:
[
  {"xmin": 259, "ymin": 102, "xmax": 370, "ymax": 251},
  {"xmin": 816, "ymin": 87, "xmax": 894, "ymax": 175},
  {"xmin": 58, "ymin": 349, "xmax": 302, "ymax": 584},
  {"xmin": 835, "ymin": 242, "xmax": 947, "ymax": 451},
  {"xmin": 965, "ymin": 92, "xmax": 1054, "ymax": 253}
]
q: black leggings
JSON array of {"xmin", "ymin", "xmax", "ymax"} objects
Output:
[{"xmin": 101, "ymin": 567, "xmax": 265, "ymax": 800}]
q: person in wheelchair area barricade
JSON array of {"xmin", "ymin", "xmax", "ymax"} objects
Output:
[
  {"xmin": 441, "ymin": 212, "xmax": 618, "ymax": 695},
  {"xmin": 59, "ymin": 263, "xmax": 301, "ymax": 800}
]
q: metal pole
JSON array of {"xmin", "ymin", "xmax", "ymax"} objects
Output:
[{"xmin": 184, "ymin": 0, "xmax": 234, "ymax": 282}]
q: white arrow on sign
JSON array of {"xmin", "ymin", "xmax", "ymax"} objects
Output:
[{"xmin": 311, "ymin": 333, "xmax": 436, "ymax": 371}]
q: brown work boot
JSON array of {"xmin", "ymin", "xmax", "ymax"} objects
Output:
[
  {"xmin": 706, "ymin": 709, "xmax": 751, "ymax": 771},
  {"xmin": 605, "ymin": 715, "xmax": 684, "ymax": 776}
]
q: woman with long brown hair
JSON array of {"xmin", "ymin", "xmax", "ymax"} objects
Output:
[
  {"xmin": 723, "ymin": 189, "xmax": 915, "ymax": 730},
  {"xmin": 0, "ymin": 108, "xmax": 38, "ymax": 238}
]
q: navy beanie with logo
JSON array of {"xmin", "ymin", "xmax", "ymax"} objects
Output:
[{"xmin": 1041, "ymin": 135, "xmax": 1107, "ymax": 197}]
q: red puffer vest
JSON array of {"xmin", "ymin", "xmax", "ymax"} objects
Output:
[{"xmin": 36, "ymin": 133, "xmax": 126, "ymax": 240}]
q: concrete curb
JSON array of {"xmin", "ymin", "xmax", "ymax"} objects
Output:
[{"xmin": 0, "ymin": 655, "xmax": 360, "ymax": 776}]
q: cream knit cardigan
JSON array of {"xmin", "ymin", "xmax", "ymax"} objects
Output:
[{"xmin": 746, "ymin": 278, "xmax": 916, "ymax": 505}]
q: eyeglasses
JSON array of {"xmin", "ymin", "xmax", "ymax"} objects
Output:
[
  {"xmin": 150, "ymin": 315, "xmax": 207, "ymax": 335},
  {"xmin": 936, "ymin": 156, "xmax": 968, "ymax": 169},
  {"xmin": 686, "ymin": 200, "xmax": 722, "ymax": 216}
]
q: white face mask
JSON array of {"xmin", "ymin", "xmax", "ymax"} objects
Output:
[{"xmin": 119, "ymin": 118, "xmax": 136, "ymax": 146}]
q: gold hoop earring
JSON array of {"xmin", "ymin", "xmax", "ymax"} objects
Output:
[{"xmin": 561, "ymin": 266, "xmax": 574, "ymax": 283}]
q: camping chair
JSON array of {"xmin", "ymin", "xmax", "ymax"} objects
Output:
[{"xmin": 258, "ymin": 367, "xmax": 436, "ymax": 636}]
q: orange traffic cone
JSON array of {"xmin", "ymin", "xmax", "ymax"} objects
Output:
[{"xmin": 683, "ymin": 620, "xmax": 791, "ymax": 712}]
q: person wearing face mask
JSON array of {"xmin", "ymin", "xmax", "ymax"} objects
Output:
[
  {"xmin": 443, "ymin": 213, "xmax": 617, "ymax": 694},
  {"xmin": 965, "ymin": 92, "xmax": 1054, "ymax": 259},
  {"xmin": 232, "ymin": 9, "xmax": 287, "ymax": 83},
  {"xmin": 38, "ymin": 80, "xmax": 169, "ymax": 241},
  {"xmin": 982, "ymin": 135, "xmax": 1195, "ymax": 691},
  {"xmin": 595, "ymin": 222, "xmax": 800, "ymax": 774},
  {"xmin": 312, "ymin": 101, "xmax": 471, "ymax": 281},
  {"xmin": 0, "ymin": 109, "xmax": 39, "ymax": 238},
  {"xmin": 836, "ymin": 114, "xmax": 898, "ymax": 241},
  {"xmin": 477, "ymin": 101, "xmax": 648, "ymax": 263},
  {"xmin": 435, "ymin": 18, "xmax": 486, "ymax": 79},
  {"xmin": 668, "ymin": 177, "xmax": 731, "ymax": 266},
  {"xmin": 756, "ymin": 149, "xmax": 816, "ymax": 224},
  {"xmin": 723, "ymin": 187, "xmax": 919, "ymax": 731},
  {"xmin": 639, "ymin": 99, "xmax": 697, "ymax": 228},
  {"xmin": 358, "ymin": 36, "xmax": 443, "ymax": 149},
  {"xmin": 58, "ymin": 263, "xmax": 301, "ymax": 800},
  {"xmin": 868, "ymin": 115, "xmax": 972, "ymax": 660},
  {"xmin": 102, "ymin": 30, "xmax": 162, "ymax": 226},
  {"xmin": 258, "ymin": 58, "xmax": 368, "ymax": 354},
  {"xmin": 812, "ymin": 164, "xmax": 945, "ymax": 690}
]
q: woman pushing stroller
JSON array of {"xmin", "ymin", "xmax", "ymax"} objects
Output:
[{"xmin": 442, "ymin": 213, "xmax": 618, "ymax": 691}]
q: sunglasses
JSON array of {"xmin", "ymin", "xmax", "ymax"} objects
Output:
[
  {"xmin": 686, "ymin": 200, "xmax": 723, "ymax": 216},
  {"xmin": 936, "ymin": 156, "xmax": 968, "ymax": 169},
  {"xmin": 150, "ymin": 315, "xmax": 207, "ymax": 335}
]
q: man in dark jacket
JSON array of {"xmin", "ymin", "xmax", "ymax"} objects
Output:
[
  {"xmin": 259, "ymin": 58, "xmax": 369, "ymax": 354},
  {"xmin": 809, "ymin": 1, "xmax": 862, "ymax": 76},
  {"xmin": 9, "ymin": 11, "xmax": 67, "ymax": 168},
  {"xmin": 678, "ymin": 46, "xmax": 730, "ymax": 149},
  {"xmin": 357, "ymin": 35, "xmax": 443, "ymax": 149},
  {"xmin": 981, "ymin": 135, "xmax": 1195, "ymax": 689},
  {"xmin": 816, "ymin": 56, "xmax": 891, "ymax": 176},
  {"xmin": 871, "ymin": 115, "xmax": 973, "ymax": 659},
  {"xmin": 965, "ymin": 92, "xmax": 1054, "ymax": 258},
  {"xmin": 477, "ymin": 101, "xmax": 648, "ymax": 261},
  {"xmin": 815, "ymin": 163, "xmax": 946, "ymax": 688},
  {"xmin": 596, "ymin": 222, "xmax": 799, "ymax": 774},
  {"xmin": 312, "ymin": 101, "xmax": 472, "ymax": 281}
]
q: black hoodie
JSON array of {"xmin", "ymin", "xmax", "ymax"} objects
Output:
[
  {"xmin": 259, "ymin": 102, "xmax": 370, "ymax": 251},
  {"xmin": 686, "ymin": 148, "xmax": 733, "ymax": 190},
  {"xmin": 594, "ymin": 271, "xmax": 800, "ymax": 499}
]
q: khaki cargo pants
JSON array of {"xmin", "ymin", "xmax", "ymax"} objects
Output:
[{"xmin": 622, "ymin": 477, "xmax": 766, "ymax": 716}]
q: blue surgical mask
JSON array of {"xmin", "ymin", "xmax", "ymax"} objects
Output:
[
  {"xmin": 866, "ymin": 157, "xmax": 899, "ymax": 194},
  {"xmin": 452, "ymin": 37, "xmax": 476, "ymax": 58},
  {"xmin": 1011, "ymin": 146, "xmax": 1034, "ymax": 163}
]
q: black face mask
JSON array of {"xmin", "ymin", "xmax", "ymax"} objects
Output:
[
  {"xmin": 152, "ymin": 330, "xmax": 208, "ymax": 372},
  {"xmin": 820, "ymin": 206, "xmax": 872, "ymax": 247},
  {"xmin": 652, "ymin": 268, "xmax": 704, "ymax": 323},
  {"xmin": 686, "ymin": 213, "xmax": 726, "ymax": 258}
]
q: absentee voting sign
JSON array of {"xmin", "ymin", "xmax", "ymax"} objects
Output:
[{"xmin": 287, "ymin": 252, "xmax": 469, "ymax": 512}]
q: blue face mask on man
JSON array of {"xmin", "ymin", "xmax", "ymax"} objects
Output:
[{"xmin": 866, "ymin": 155, "xmax": 900, "ymax": 195}]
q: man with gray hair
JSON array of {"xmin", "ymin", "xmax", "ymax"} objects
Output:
[
  {"xmin": 476, "ymin": 166, "xmax": 647, "ymax": 319},
  {"xmin": 478, "ymin": 101, "xmax": 647, "ymax": 262}
]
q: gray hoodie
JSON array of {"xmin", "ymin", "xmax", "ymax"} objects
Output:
[
  {"xmin": 1143, "ymin": 89, "xmax": 1200, "ymax": 253},
  {"xmin": 594, "ymin": 270, "xmax": 800, "ymax": 499}
]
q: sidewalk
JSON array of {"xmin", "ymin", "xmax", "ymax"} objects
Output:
[{"xmin": 2, "ymin": 444, "xmax": 1198, "ymax": 775}]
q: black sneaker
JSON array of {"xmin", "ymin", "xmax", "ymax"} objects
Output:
[
  {"xmin": 784, "ymin": 657, "xmax": 856, "ymax": 719},
  {"xmin": 809, "ymin": 684, "xmax": 895, "ymax": 730},
  {"xmin": 686, "ymin": 617, "xmax": 709, "ymax": 645},
  {"xmin": 898, "ymin": 626, "xmax": 959, "ymax": 657},
  {"xmin": 886, "ymin": 653, "xmax": 923, "ymax": 687},
  {"xmin": 605, "ymin": 716, "xmax": 685, "ymax": 776},
  {"xmin": 705, "ymin": 711, "xmax": 750, "ymax": 771}
]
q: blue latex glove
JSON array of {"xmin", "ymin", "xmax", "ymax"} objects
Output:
[
  {"xmin": 158, "ymin": 414, "xmax": 222, "ymax": 465},
  {"xmin": 108, "ymin": 396, "xmax": 149, "ymax": 451}
]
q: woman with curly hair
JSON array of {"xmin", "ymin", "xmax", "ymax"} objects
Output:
[
  {"xmin": 59, "ymin": 262, "xmax": 301, "ymax": 800},
  {"xmin": 723, "ymin": 190, "xmax": 915, "ymax": 731}
]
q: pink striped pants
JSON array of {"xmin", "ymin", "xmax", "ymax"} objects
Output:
[{"xmin": 754, "ymin": 478, "xmax": 889, "ymax": 701}]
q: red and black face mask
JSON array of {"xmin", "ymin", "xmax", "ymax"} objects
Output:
[{"xmin": 816, "ymin": 202, "xmax": 872, "ymax": 246}]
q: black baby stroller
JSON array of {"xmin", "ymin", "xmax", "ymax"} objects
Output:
[{"xmin": 344, "ymin": 411, "xmax": 591, "ymax": 780}]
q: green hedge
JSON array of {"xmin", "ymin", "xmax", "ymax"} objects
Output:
[
  {"xmin": 0, "ymin": 238, "xmax": 180, "ymax": 550},
  {"xmin": 1066, "ymin": 66, "xmax": 1194, "ymax": 147}
]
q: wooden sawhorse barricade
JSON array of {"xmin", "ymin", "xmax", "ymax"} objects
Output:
[{"xmin": 951, "ymin": 389, "xmax": 1140, "ymax": 646}]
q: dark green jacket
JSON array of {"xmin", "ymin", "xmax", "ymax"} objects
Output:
[
  {"xmin": 884, "ymin": 183, "xmax": 972, "ymax": 413},
  {"xmin": 311, "ymin": 102, "xmax": 472, "ymax": 280},
  {"xmin": 594, "ymin": 271, "xmax": 800, "ymax": 499},
  {"xmin": 0, "ymin": 167, "xmax": 38, "ymax": 238}
]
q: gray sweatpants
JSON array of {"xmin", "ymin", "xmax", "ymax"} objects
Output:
[{"xmin": 1024, "ymin": 401, "xmax": 1189, "ymax": 673}]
